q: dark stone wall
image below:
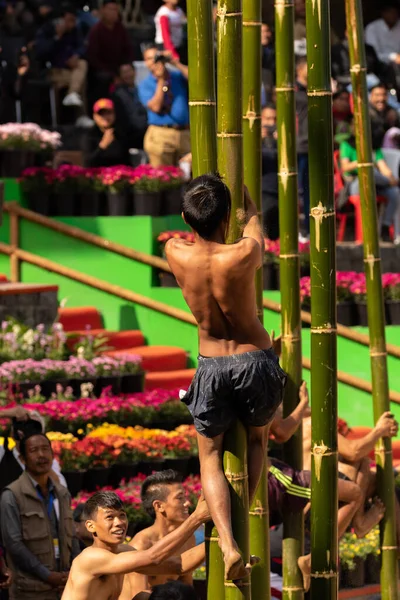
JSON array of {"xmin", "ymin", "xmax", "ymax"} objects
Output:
[{"xmin": 0, "ymin": 290, "xmax": 58, "ymax": 327}]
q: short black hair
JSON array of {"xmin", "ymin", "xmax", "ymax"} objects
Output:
[
  {"xmin": 12, "ymin": 418, "xmax": 42, "ymax": 442},
  {"xmin": 84, "ymin": 491, "xmax": 124, "ymax": 520},
  {"xmin": 296, "ymin": 55, "xmax": 307, "ymax": 68},
  {"xmin": 73, "ymin": 503, "xmax": 86, "ymax": 523},
  {"xmin": 262, "ymin": 102, "xmax": 276, "ymax": 111},
  {"xmin": 149, "ymin": 581, "xmax": 198, "ymax": 600},
  {"xmin": 61, "ymin": 3, "xmax": 76, "ymax": 16},
  {"xmin": 370, "ymin": 82, "xmax": 388, "ymax": 93},
  {"xmin": 19, "ymin": 433, "xmax": 51, "ymax": 458},
  {"xmin": 382, "ymin": 1, "xmax": 399, "ymax": 12},
  {"xmin": 141, "ymin": 470, "xmax": 183, "ymax": 520},
  {"xmin": 182, "ymin": 173, "xmax": 231, "ymax": 240}
]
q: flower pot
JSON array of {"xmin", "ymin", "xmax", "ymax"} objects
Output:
[
  {"xmin": 263, "ymin": 262, "xmax": 278, "ymax": 290},
  {"xmin": 385, "ymin": 300, "xmax": 400, "ymax": 325},
  {"xmin": 78, "ymin": 191, "xmax": 100, "ymax": 216},
  {"xmin": 300, "ymin": 263, "xmax": 310, "ymax": 278},
  {"xmin": 107, "ymin": 190, "xmax": 128, "ymax": 216},
  {"xmin": 137, "ymin": 459, "xmax": 165, "ymax": 476},
  {"xmin": 354, "ymin": 301, "xmax": 368, "ymax": 327},
  {"xmin": 337, "ymin": 300, "xmax": 357, "ymax": 327},
  {"xmin": 365, "ymin": 554, "xmax": 380, "ymax": 584},
  {"xmin": 0, "ymin": 150, "xmax": 35, "ymax": 177},
  {"xmin": 133, "ymin": 190, "xmax": 162, "ymax": 216},
  {"xmin": 188, "ymin": 455, "xmax": 200, "ymax": 476},
  {"xmin": 93, "ymin": 376, "xmax": 121, "ymax": 398},
  {"xmin": 164, "ymin": 457, "xmax": 190, "ymax": 476},
  {"xmin": 68, "ymin": 378, "xmax": 97, "ymax": 399},
  {"xmin": 120, "ymin": 373, "xmax": 145, "ymax": 394},
  {"xmin": 84, "ymin": 467, "xmax": 112, "ymax": 492},
  {"xmin": 159, "ymin": 271, "xmax": 179, "ymax": 287},
  {"xmin": 63, "ymin": 470, "xmax": 86, "ymax": 497},
  {"xmin": 110, "ymin": 463, "xmax": 139, "ymax": 487},
  {"xmin": 56, "ymin": 192, "xmax": 76, "ymax": 216},
  {"xmin": 162, "ymin": 187, "xmax": 183, "ymax": 215},
  {"xmin": 27, "ymin": 191, "xmax": 51, "ymax": 216},
  {"xmin": 193, "ymin": 579, "xmax": 207, "ymax": 600},
  {"xmin": 341, "ymin": 557, "xmax": 365, "ymax": 588}
]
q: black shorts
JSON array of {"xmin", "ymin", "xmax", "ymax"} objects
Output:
[{"xmin": 181, "ymin": 348, "xmax": 287, "ymax": 438}]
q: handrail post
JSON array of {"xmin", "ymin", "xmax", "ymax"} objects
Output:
[{"xmin": 10, "ymin": 211, "xmax": 20, "ymax": 282}]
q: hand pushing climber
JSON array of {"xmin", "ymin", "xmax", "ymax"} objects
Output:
[{"xmin": 166, "ymin": 174, "xmax": 287, "ymax": 581}]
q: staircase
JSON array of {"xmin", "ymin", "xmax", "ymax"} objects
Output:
[{"xmin": 58, "ymin": 306, "xmax": 196, "ymax": 391}]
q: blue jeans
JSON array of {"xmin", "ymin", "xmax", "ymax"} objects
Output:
[
  {"xmin": 298, "ymin": 153, "xmax": 310, "ymax": 233},
  {"xmin": 348, "ymin": 169, "xmax": 400, "ymax": 227}
]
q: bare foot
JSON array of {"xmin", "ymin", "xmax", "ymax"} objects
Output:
[
  {"xmin": 224, "ymin": 548, "xmax": 248, "ymax": 581},
  {"xmin": 354, "ymin": 497, "xmax": 385, "ymax": 538},
  {"xmin": 298, "ymin": 554, "xmax": 311, "ymax": 592}
]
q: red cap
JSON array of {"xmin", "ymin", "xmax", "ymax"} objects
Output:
[{"xmin": 93, "ymin": 98, "xmax": 114, "ymax": 114}]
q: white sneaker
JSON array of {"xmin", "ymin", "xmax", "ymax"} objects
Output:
[
  {"xmin": 63, "ymin": 92, "xmax": 83, "ymax": 107},
  {"xmin": 299, "ymin": 233, "xmax": 310, "ymax": 244},
  {"xmin": 75, "ymin": 115, "xmax": 94, "ymax": 128},
  {"xmin": 394, "ymin": 236, "xmax": 400, "ymax": 246}
]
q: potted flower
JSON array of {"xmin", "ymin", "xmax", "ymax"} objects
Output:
[
  {"xmin": 19, "ymin": 167, "xmax": 54, "ymax": 215},
  {"xmin": 339, "ymin": 528, "xmax": 379, "ymax": 588},
  {"xmin": 163, "ymin": 434, "xmax": 192, "ymax": 475},
  {"xmin": 383, "ymin": 273, "xmax": 400, "ymax": 325},
  {"xmin": 95, "ymin": 165, "xmax": 133, "ymax": 216},
  {"xmin": 299, "ymin": 240, "xmax": 310, "ymax": 277},
  {"xmin": 263, "ymin": 238, "xmax": 280, "ymax": 290},
  {"xmin": 336, "ymin": 271, "xmax": 358, "ymax": 326},
  {"xmin": 92, "ymin": 356, "xmax": 122, "ymax": 396},
  {"xmin": 349, "ymin": 275, "xmax": 368, "ymax": 326},
  {"xmin": 117, "ymin": 354, "xmax": 144, "ymax": 394},
  {"xmin": 161, "ymin": 166, "xmax": 185, "ymax": 215},
  {"xmin": 77, "ymin": 167, "xmax": 101, "ymax": 216},
  {"xmin": 132, "ymin": 165, "xmax": 163, "ymax": 216},
  {"xmin": 300, "ymin": 276, "xmax": 311, "ymax": 314},
  {"xmin": 53, "ymin": 165, "xmax": 87, "ymax": 217},
  {"xmin": 0, "ymin": 123, "xmax": 61, "ymax": 177}
]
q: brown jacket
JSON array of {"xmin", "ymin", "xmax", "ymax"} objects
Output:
[{"xmin": 5, "ymin": 471, "xmax": 74, "ymax": 600}]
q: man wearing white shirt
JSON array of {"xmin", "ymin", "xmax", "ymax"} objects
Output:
[{"xmin": 365, "ymin": 3, "xmax": 400, "ymax": 70}]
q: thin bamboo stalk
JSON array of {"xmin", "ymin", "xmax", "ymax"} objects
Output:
[
  {"xmin": 3, "ymin": 202, "xmax": 172, "ymax": 273},
  {"xmin": 217, "ymin": 2, "xmax": 250, "ymax": 599},
  {"xmin": 275, "ymin": 0, "xmax": 303, "ymax": 597},
  {"xmin": 187, "ymin": 1, "xmax": 223, "ymax": 596},
  {"xmin": 242, "ymin": 1, "xmax": 269, "ymax": 597},
  {"xmin": 345, "ymin": 0, "xmax": 399, "ymax": 596},
  {"xmin": 305, "ymin": 0, "xmax": 338, "ymax": 597},
  {"xmin": 0, "ymin": 243, "xmax": 196, "ymax": 325}
]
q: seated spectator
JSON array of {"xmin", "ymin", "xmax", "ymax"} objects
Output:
[
  {"xmin": 112, "ymin": 63, "xmax": 148, "ymax": 150},
  {"xmin": 261, "ymin": 23, "xmax": 275, "ymax": 97},
  {"xmin": 340, "ymin": 115, "xmax": 400, "ymax": 243},
  {"xmin": 0, "ymin": 432, "xmax": 78, "ymax": 600},
  {"xmin": 83, "ymin": 98, "xmax": 130, "ymax": 167},
  {"xmin": 331, "ymin": 30, "xmax": 388, "ymax": 87},
  {"xmin": 154, "ymin": 0, "xmax": 187, "ymax": 64},
  {"xmin": 261, "ymin": 103, "xmax": 279, "ymax": 241},
  {"xmin": 35, "ymin": 3, "xmax": 87, "ymax": 108},
  {"xmin": 139, "ymin": 46, "xmax": 190, "ymax": 167},
  {"xmin": 73, "ymin": 504, "xmax": 93, "ymax": 552},
  {"xmin": 332, "ymin": 87, "xmax": 352, "ymax": 136},
  {"xmin": 369, "ymin": 83, "xmax": 400, "ymax": 146},
  {"xmin": 86, "ymin": 0, "xmax": 133, "ymax": 105},
  {"xmin": 365, "ymin": 2, "xmax": 400, "ymax": 93},
  {"xmin": 149, "ymin": 581, "xmax": 198, "ymax": 600}
]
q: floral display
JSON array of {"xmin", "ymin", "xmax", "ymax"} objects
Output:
[
  {"xmin": 339, "ymin": 527, "xmax": 379, "ymax": 571},
  {"xmin": 0, "ymin": 123, "xmax": 61, "ymax": 151},
  {"xmin": 382, "ymin": 273, "xmax": 400, "ymax": 301},
  {"xmin": 134, "ymin": 165, "xmax": 184, "ymax": 192},
  {"xmin": 0, "ymin": 321, "xmax": 67, "ymax": 363},
  {"xmin": 300, "ymin": 272, "xmax": 400, "ymax": 305}
]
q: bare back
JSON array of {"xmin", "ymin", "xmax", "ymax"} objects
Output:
[{"xmin": 166, "ymin": 237, "xmax": 271, "ymax": 357}]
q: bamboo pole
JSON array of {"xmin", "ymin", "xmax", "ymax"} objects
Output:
[
  {"xmin": 345, "ymin": 0, "xmax": 399, "ymax": 595},
  {"xmin": 217, "ymin": 1, "xmax": 250, "ymax": 599},
  {"xmin": 305, "ymin": 0, "xmax": 338, "ymax": 597},
  {"xmin": 187, "ymin": 1, "xmax": 223, "ymax": 596},
  {"xmin": 3, "ymin": 202, "xmax": 172, "ymax": 273},
  {"xmin": 275, "ymin": 0, "xmax": 304, "ymax": 597},
  {"xmin": 242, "ymin": 2, "xmax": 269, "ymax": 597}
]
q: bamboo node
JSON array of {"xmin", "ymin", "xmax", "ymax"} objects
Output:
[
  {"xmin": 275, "ymin": 86, "xmax": 295, "ymax": 92},
  {"xmin": 364, "ymin": 254, "xmax": 379, "ymax": 280},
  {"xmin": 313, "ymin": 442, "xmax": 331, "ymax": 482},
  {"xmin": 280, "ymin": 253, "xmax": 300, "ymax": 258},
  {"xmin": 225, "ymin": 472, "xmax": 249, "ymax": 482},
  {"xmin": 188, "ymin": 101, "xmax": 216, "ymax": 106},
  {"xmin": 310, "ymin": 203, "xmax": 335, "ymax": 251},
  {"xmin": 381, "ymin": 546, "xmax": 398, "ymax": 550},
  {"xmin": 370, "ymin": 351, "xmax": 387, "ymax": 357},
  {"xmin": 204, "ymin": 536, "xmax": 219, "ymax": 542},
  {"xmin": 278, "ymin": 171, "xmax": 297, "ymax": 177},
  {"xmin": 249, "ymin": 508, "xmax": 268, "ymax": 516},
  {"xmin": 282, "ymin": 587, "xmax": 304, "ymax": 591},
  {"xmin": 311, "ymin": 327, "xmax": 337, "ymax": 333},
  {"xmin": 308, "ymin": 91, "xmax": 332, "ymax": 97},
  {"xmin": 224, "ymin": 581, "xmax": 250, "ymax": 587},
  {"xmin": 357, "ymin": 162, "xmax": 374, "ymax": 167},
  {"xmin": 311, "ymin": 571, "xmax": 337, "ymax": 579},
  {"xmin": 217, "ymin": 133, "xmax": 243, "ymax": 138},
  {"xmin": 217, "ymin": 10, "xmax": 242, "ymax": 17},
  {"xmin": 243, "ymin": 21, "xmax": 261, "ymax": 26},
  {"xmin": 282, "ymin": 335, "xmax": 301, "ymax": 342},
  {"xmin": 350, "ymin": 64, "xmax": 366, "ymax": 73}
]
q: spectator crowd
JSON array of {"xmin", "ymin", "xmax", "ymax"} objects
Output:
[{"xmin": 1, "ymin": 0, "xmax": 400, "ymax": 242}]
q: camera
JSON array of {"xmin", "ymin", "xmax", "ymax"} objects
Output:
[{"xmin": 154, "ymin": 52, "xmax": 170, "ymax": 64}]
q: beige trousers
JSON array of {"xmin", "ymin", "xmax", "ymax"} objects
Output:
[
  {"xmin": 50, "ymin": 59, "xmax": 88, "ymax": 95},
  {"xmin": 144, "ymin": 125, "xmax": 191, "ymax": 167}
]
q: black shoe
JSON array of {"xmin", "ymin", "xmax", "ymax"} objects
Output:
[{"xmin": 381, "ymin": 225, "xmax": 392, "ymax": 243}]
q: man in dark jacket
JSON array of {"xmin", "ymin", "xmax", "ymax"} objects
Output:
[
  {"xmin": 112, "ymin": 63, "xmax": 148, "ymax": 150},
  {"xmin": 1, "ymin": 432, "xmax": 77, "ymax": 600},
  {"xmin": 261, "ymin": 103, "xmax": 279, "ymax": 240},
  {"xmin": 35, "ymin": 3, "xmax": 87, "ymax": 108},
  {"xmin": 369, "ymin": 82, "xmax": 400, "ymax": 146},
  {"xmin": 83, "ymin": 98, "xmax": 130, "ymax": 167},
  {"xmin": 295, "ymin": 55, "xmax": 310, "ymax": 239}
]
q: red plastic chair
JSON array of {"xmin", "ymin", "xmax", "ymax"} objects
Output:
[{"xmin": 348, "ymin": 194, "xmax": 387, "ymax": 243}]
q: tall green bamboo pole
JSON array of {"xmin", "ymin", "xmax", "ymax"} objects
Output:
[
  {"xmin": 345, "ymin": 0, "xmax": 399, "ymax": 596},
  {"xmin": 242, "ymin": 3, "xmax": 269, "ymax": 598},
  {"xmin": 275, "ymin": 0, "xmax": 304, "ymax": 598},
  {"xmin": 217, "ymin": 2, "xmax": 250, "ymax": 599},
  {"xmin": 305, "ymin": 0, "xmax": 338, "ymax": 598},
  {"xmin": 186, "ymin": 2, "xmax": 223, "ymax": 598}
]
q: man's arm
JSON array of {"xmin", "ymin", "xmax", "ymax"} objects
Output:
[
  {"xmin": 0, "ymin": 406, "xmax": 30, "ymax": 420},
  {"xmin": 338, "ymin": 411, "xmax": 398, "ymax": 463},
  {"xmin": 241, "ymin": 186, "xmax": 264, "ymax": 267},
  {"xmin": 135, "ymin": 542, "xmax": 205, "ymax": 577},
  {"xmin": 270, "ymin": 383, "xmax": 310, "ymax": 443},
  {"xmin": 170, "ymin": 58, "xmax": 188, "ymax": 80},
  {"xmin": 0, "ymin": 490, "xmax": 51, "ymax": 582},
  {"xmin": 86, "ymin": 500, "xmax": 208, "ymax": 577}
]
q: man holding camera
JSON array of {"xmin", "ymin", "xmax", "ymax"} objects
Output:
[{"xmin": 138, "ymin": 45, "xmax": 190, "ymax": 167}]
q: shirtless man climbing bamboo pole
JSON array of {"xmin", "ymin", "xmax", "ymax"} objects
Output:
[{"xmin": 166, "ymin": 174, "xmax": 287, "ymax": 580}]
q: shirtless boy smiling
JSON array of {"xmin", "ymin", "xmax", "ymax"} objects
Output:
[
  {"xmin": 165, "ymin": 174, "xmax": 287, "ymax": 579},
  {"xmin": 61, "ymin": 490, "xmax": 209, "ymax": 600}
]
